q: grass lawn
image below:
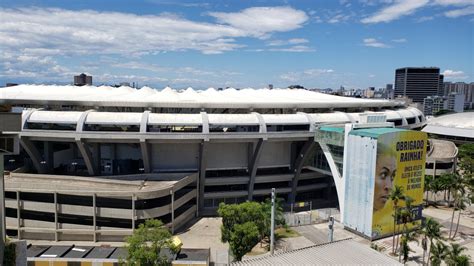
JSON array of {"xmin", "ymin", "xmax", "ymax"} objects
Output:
[
  {"xmin": 247, "ymin": 228, "xmax": 301, "ymax": 256},
  {"xmin": 275, "ymin": 227, "xmax": 300, "ymax": 238}
]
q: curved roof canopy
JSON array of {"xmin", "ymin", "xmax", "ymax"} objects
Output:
[
  {"xmin": 423, "ymin": 112, "xmax": 474, "ymax": 138},
  {"xmin": 1, "ymin": 85, "xmax": 404, "ymax": 109}
]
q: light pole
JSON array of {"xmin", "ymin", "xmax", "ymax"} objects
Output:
[
  {"xmin": 270, "ymin": 188, "xmax": 275, "ymax": 255},
  {"xmin": 1, "ymin": 154, "xmax": 5, "ymax": 264}
]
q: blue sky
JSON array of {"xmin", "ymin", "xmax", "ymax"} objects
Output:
[{"xmin": 0, "ymin": 0, "xmax": 473, "ymax": 89}]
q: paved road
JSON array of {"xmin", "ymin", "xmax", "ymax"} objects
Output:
[{"xmin": 293, "ymin": 225, "xmax": 329, "ymax": 245}]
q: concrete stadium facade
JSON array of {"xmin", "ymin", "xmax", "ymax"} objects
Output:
[{"xmin": 1, "ymin": 85, "xmax": 427, "ymax": 241}]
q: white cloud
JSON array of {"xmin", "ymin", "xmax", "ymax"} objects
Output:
[
  {"xmin": 361, "ymin": 0, "xmax": 429, "ymax": 23},
  {"xmin": 0, "ymin": 52, "xmax": 71, "ymax": 80},
  {"xmin": 280, "ymin": 68, "xmax": 334, "ymax": 82},
  {"xmin": 0, "ymin": 6, "xmax": 308, "ymax": 57},
  {"xmin": 391, "ymin": 38, "xmax": 407, "ymax": 42},
  {"xmin": 208, "ymin": 6, "xmax": 308, "ymax": 39},
  {"xmin": 303, "ymin": 69, "xmax": 334, "ymax": 75},
  {"xmin": 442, "ymin": 69, "xmax": 468, "ymax": 79},
  {"xmin": 328, "ymin": 13, "xmax": 353, "ymax": 23},
  {"xmin": 433, "ymin": 0, "xmax": 474, "ymax": 6},
  {"xmin": 267, "ymin": 38, "xmax": 309, "ymax": 46},
  {"xmin": 363, "ymin": 38, "xmax": 390, "ymax": 48},
  {"xmin": 269, "ymin": 45, "xmax": 315, "ymax": 52},
  {"xmin": 416, "ymin": 16, "xmax": 434, "ymax": 22},
  {"xmin": 359, "ymin": 0, "xmax": 395, "ymax": 6},
  {"xmin": 444, "ymin": 5, "xmax": 474, "ymax": 17}
]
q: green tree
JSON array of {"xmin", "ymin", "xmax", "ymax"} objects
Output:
[
  {"xmin": 422, "ymin": 218, "xmax": 443, "ymax": 264},
  {"xmin": 457, "ymin": 144, "xmax": 474, "ymax": 181},
  {"xmin": 430, "ymin": 241, "xmax": 448, "ymax": 266},
  {"xmin": 397, "ymin": 196, "xmax": 417, "ymax": 262},
  {"xmin": 218, "ymin": 199, "xmax": 286, "ymax": 261},
  {"xmin": 424, "ymin": 174, "xmax": 433, "ymax": 205},
  {"xmin": 262, "ymin": 198, "xmax": 285, "ymax": 239},
  {"xmin": 452, "ymin": 193, "xmax": 470, "ymax": 240},
  {"xmin": 445, "ymin": 243, "xmax": 471, "ymax": 266},
  {"xmin": 457, "ymin": 144, "xmax": 473, "ymax": 206},
  {"xmin": 125, "ymin": 219, "xmax": 178, "ymax": 266},
  {"xmin": 399, "ymin": 230, "xmax": 419, "ymax": 264},
  {"xmin": 389, "ymin": 185, "xmax": 404, "ymax": 255},
  {"xmin": 218, "ymin": 201, "xmax": 266, "ymax": 243},
  {"xmin": 438, "ymin": 173, "xmax": 456, "ymax": 204},
  {"xmin": 430, "ymin": 177, "xmax": 443, "ymax": 205},
  {"xmin": 229, "ymin": 222, "xmax": 260, "ymax": 261}
]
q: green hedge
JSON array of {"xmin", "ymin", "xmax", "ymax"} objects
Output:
[{"xmin": 4, "ymin": 239, "xmax": 16, "ymax": 266}]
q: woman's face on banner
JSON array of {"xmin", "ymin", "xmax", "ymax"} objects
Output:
[{"xmin": 374, "ymin": 153, "xmax": 397, "ymax": 212}]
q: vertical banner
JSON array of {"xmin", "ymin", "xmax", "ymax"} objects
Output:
[{"xmin": 372, "ymin": 131, "xmax": 427, "ymax": 238}]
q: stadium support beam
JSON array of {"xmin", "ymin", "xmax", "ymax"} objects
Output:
[
  {"xmin": 297, "ymin": 112, "xmax": 316, "ymax": 132},
  {"xmin": 140, "ymin": 140, "xmax": 151, "ymax": 173},
  {"xmin": 252, "ymin": 112, "xmax": 267, "ymax": 136},
  {"xmin": 140, "ymin": 111, "xmax": 150, "ymax": 133},
  {"xmin": 290, "ymin": 138, "xmax": 316, "ymax": 203},
  {"xmin": 201, "ymin": 112, "xmax": 209, "ymax": 141},
  {"xmin": 248, "ymin": 138, "xmax": 265, "ymax": 200},
  {"xmin": 139, "ymin": 111, "xmax": 151, "ymax": 173},
  {"xmin": 75, "ymin": 138, "xmax": 97, "ymax": 176},
  {"xmin": 20, "ymin": 137, "xmax": 47, "ymax": 174},
  {"xmin": 320, "ymin": 142, "xmax": 345, "ymax": 221},
  {"xmin": 198, "ymin": 141, "xmax": 208, "ymax": 215},
  {"xmin": 76, "ymin": 109, "xmax": 95, "ymax": 132}
]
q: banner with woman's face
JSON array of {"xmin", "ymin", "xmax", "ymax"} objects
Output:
[{"xmin": 371, "ymin": 131, "xmax": 426, "ymax": 238}]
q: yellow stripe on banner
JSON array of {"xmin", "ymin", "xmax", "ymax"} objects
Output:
[
  {"xmin": 34, "ymin": 262, "xmax": 50, "ymax": 266},
  {"xmin": 52, "ymin": 262, "xmax": 68, "ymax": 266},
  {"xmin": 80, "ymin": 262, "xmax": 92, "ymax": 266},
  {"xmin": 103, "ymin": 262, "xmax": 115, "ymax": 266}
]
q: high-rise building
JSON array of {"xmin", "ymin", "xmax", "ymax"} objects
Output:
[
  {"xmin": 438, "ymin": 74, "xmax": 444, "ymax": 96},
  {"xmin": 423, "ymin": 93, "xmax": 465, "ymax": 115},
  {"xmin": 394, "ymin": 67, "xmax": 442, "ymax": 103},
  {"xmin": 74, "ymin": 73, "xmax": 92, "ymax": 86},
  {"xmin": 446, "ymin": 93, "xmax": 464, "ymax": 113},
  {"xmin": 444, "ymin": 82, "xmax": 474, "ymax": 109},
  {"xmin": 423, "ymin": 96, "xmax": 446, "ymax": 116},
  {"xmin": 385, "ymin": 84, "xmax": 394, "ymax": 99}
]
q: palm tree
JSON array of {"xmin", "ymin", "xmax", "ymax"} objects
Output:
[
  {"xmin": 439, "ymin": 173, "xmax": 456, "ymax": 205},
  {"xmin": 430, "ymin": 177, "xmax": 442, "ymax": 205},
  {"xmin": 389, "ymin": 185, "xmax": 404, "ymax": 255},
  {"xmin": 451, "ymin": 192, "xmax": 470, "ymax": 240},
  {"xmin": 399, "ymin": 230, "xmax": 418, "ymax": 264},
  {"xmin": 398, "ymin": 196, "xmax": 414, "ymax": 262},
  {"xmin": 430, "ymin": 241, "xmax": 448, "ymax": 266},
  {"xmin": 424, "ymin": 175, "xmax": 433, "ymax": 205},
  {"xmin": 422, "ymin": 218, "xmax": 443, "ymax": 264},
  {"xmin": 445, "ymin": 243, "xmax": 471, "ymax": 266},
  {"xmin": 447, "ymin": 174, "xmax": 466, "ymax": 239}
]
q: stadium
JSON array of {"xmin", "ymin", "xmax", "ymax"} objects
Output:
[{"xmin": 0, "ymin": 85, "xmax": 426, "ymax": 241}]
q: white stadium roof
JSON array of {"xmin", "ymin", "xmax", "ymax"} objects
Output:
[
  {"xmin": 0, "ymin": 85, "xmax": 404, "ymax": 109},
  {"xmin": 423, "ymin": 112, "xmax": 474, "ymax": 138}
]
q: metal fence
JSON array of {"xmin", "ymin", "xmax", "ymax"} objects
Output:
[{"xmin": 284, "ymin": 206, "xmax": 338, "ymax": 227}]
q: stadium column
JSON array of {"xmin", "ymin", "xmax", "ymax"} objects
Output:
[
  {"xmin": 139, "ymin": 111, "xmax": 151, "ymax": 173},
  {"xmin": 43, "ymin": 141, "xmax": 54, "ymax": 173},
  {"xmin": 75, "ymin": 138, "xmax": 97, "ymax": 176},
  {"xmin": 290, "ymin": 138, "xmax": 316, "ymax": 203},
  {"xmin": 20, "ymin": 137, "xmax": 47, "ymax": 174},
  {"xmin": 139, "ymin": 140, "xmax": 151, "ymax": 173},
  {"xmin": 319, "ymin": 142, "xmax": 345, "ymax": 221},
  {"xmin": 247, "ymin": 138, "xmax": 265, "ymax": 201},
  {"xmin": 247, "ymin": 112, "xmax": 267, "ymax": 201},
  {"xmin": 198, "ymin": 141, "xmax": 208, "ymax": 216},
  {"xmin": 197, "ymin": 111, "xmax": 209, "ymax": 215}
]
